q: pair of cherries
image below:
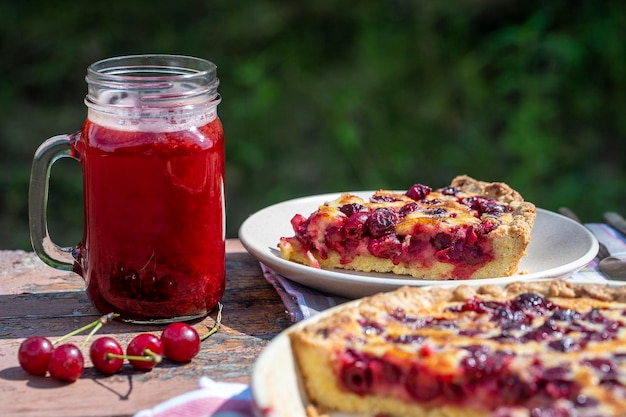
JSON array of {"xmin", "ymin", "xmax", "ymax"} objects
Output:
[
  {"xmin": 18, "ymin": 307, "xmax": 221, "ymax": 382},
  {"xmin": 90, "ymin": 322, "xmax": 201, "ymax": 375}
]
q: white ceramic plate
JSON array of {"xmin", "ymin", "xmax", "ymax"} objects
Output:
[{"xmin": 239, "ymin": 192, "xmax": 599, "ymax": 299}]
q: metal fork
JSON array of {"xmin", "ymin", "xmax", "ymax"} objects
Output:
[
  {"xmin": 604, "ymin": 211, "xmax": 626, "ymax": 237},
  {"xmin": 600, "ymin": 211, "xmax": 626, "ymax": 279},
  {"xmin": 558, "ymin": 207, "xmax": 626, "ymax": 280}
]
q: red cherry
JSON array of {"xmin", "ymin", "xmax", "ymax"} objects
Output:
[
  {"xmin": 90, "ymin": 337, "xmax": 124, "ymax": 375},
  {"xmin": 48, "ymin": 344, "xmax": 85, "ymax": 382},
  {"xmin": 18, "ymin": 336, "xmax": 54, "ymax": 376},
  {"xmin": 126, "ymin": 333, "xmax": 163, "ymax": 371},
  {"xmin": 161, "ymin": 322, "xmax": 201, "ymax": 363}
]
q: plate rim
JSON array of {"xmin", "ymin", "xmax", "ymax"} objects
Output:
[{"xmin": 239, "ymin": 192, "xmax": 599, "ymax": 297}]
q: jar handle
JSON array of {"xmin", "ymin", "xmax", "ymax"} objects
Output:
[{"xmin": 29, "ymin": 134, "xmax": 79, "ymax": 271}]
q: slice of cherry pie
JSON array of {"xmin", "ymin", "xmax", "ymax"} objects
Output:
[
  {"xmin": 279, "ymin": 175, "xmax": 536, "ymax": 280},
  {"xmin": 289, "ymin": 280, "xmax": 626, "ymax": 417}
]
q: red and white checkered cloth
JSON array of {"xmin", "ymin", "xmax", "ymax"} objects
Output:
[{"xmin": 134, "ymin": 377, "xmax": 252, "ymax": 417}]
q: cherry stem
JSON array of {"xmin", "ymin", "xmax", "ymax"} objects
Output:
[
  {"xmin": 106, "ymin": 349, "xmax": 162, "ymax": 363},
  {"xmin": 55, "ymin": 312, "xmax": 119, "ymax": 346},
  {"xmin": 80, "ymin": 322, "xmax": 103, "ymax": 350},
  {"xmin": 201, "ymin": 302, "xmax": 223, "ymax": 341},
  {"xmin": 143, "ymin": 348, "xmax": 163, "ymax": 363}
]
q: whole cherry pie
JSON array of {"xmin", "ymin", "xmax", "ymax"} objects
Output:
[
  {"xmin": 278, "ymin": 175, "xmax": 536, "ymax": 280},
  {"xmin": 289, "ymin": 280, "xmax": 626, "ymax": 417}
]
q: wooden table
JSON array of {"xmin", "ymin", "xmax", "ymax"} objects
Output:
[{"xmin": 0, "ymin": 240, "xmax": 292, "ymax": 417}]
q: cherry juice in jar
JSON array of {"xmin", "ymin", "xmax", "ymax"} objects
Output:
[{"xmin": 72, "ymin": 55, "xmax": 225, "ymax": 322}]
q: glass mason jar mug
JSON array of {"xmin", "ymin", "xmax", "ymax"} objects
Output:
[{"xmin": 29, "ymin": 55, "xmax": 226, "ymax": 323}]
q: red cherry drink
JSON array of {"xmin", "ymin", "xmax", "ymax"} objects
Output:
[{"xmin": 72, "ymin": 117, "xmax": 225, "ymax": 321}]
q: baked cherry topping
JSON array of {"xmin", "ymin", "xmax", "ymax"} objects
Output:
[
  {"xmin": 448, "ymin": 293, "xmax": 557, "ymax": 317},
  {"xmin": 479, "ymin": 219, "xmax": 498, "ymax": 234},
  {"xmin": 432, "ymin": 232, "xmax": 455, "ymax": 251},
  {"xmin": 358, "ymin": 318, "xmax": 385, "ymax": 336},
  {"xmin": 461, "ymin": 345, "xmax": 513, "ymax": 381},
  {"xmin": 371, "ymin": 195, "xmax": 403, "ymax": 203},
  {"xmin": 398, "ymin": 202, "xmax": 420, "ymax": 217},
  {"xmin": 462, "ymin": 196, "xmax": 509, "ymax": 217},
  {"xmin": 340, "ymin": 350, "xmax": 373, "ymax": 395},
  {"xmin": 548, "ymin": 337, "xmax": 580, "ymax": 353},
  {"xmin": 343, "ymin": 213, "xmax": 369, "ymax": 240},
  {"xmin": 406, "ymin": 184, "xmax": 432, "ymax": 200},
  {"xmin": 339, "ymin": 203, "xmax": 369, "ymax": 217},
  {"xmin": 438, "ymin": 240, "xmax": 486, "ymax": 265},
  {"xmin": 405, "ymin": 364, "xmax": 442, "ymax": 401},
  {"xmin": 387, "ymin": 334, "xmax": 427, "ymax": 344},
  {"xmin": 522, "ymin": 319, "xmax": 563, "ymax": 342},
  {"xmin": 368, "ymin": 235, "xmax": 402, "ymax": 260},
  {"xmin": 325, "ymin": 226, "xmax": 345, "ymax": 253},
  {"xmin": 585, "ymin": 308, "xmax": 616, "ymax": 325},
  {"xmin": 551, "ymin": 308, "xmax": 581, "ymax": 322},
  {"xmin": 513, "ymin": 293, "xmax": 555, "ymax": 315},
  {"xmin": 528, "ymin": 407, "xmax": 575, "ymax": 417},
  {"xmin": 451, "ymin": 297, "xmax": 489, "ymax": 314},
  {"xmin": 581, "ymin": 358, "xmax": 618, "ymax": 383},
  {"xmin": 426, "ymin": 207, "xmax": 449, "ymax": 217},
  {"xmin": 372, "ymin": 359, "xmax": 403, "ymax": 385},
  {"xmin": 438, "ymin": 186, "xmax": 460, "ymax": 196},
  {"xmin": 494, "ymin": 307, "xmax": 531, "ymax": 330},
  {"xmin": 387, "ymin": 309, "xmax": 433, "ymax": 328},
  {"xmin": 290, "ymin": 214, "xmax": 311, "ymax": 248},
  {"xmin": 291, "ymin": 213, "xmax": 308, "ymax": 234},
  {"xmin": 366, "ymin": 207, "xmax": 398, "ymax": 238},
  {"xmin": 421, "ymin": 198, "xmax": 442, "ymax": 205}
]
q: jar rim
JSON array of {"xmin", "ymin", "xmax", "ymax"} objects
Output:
[
  {"xmin": 87, "ymin": 54, "xmax": 217, "ymax": 81},
  {"xmin": 85, "ymin": 54, "xmax": 220, "ymax": 109}
]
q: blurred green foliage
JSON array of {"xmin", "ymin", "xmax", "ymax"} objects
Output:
[{"xmin": 1, "ymin": 1, "xmax": 625, "ymax": 250}]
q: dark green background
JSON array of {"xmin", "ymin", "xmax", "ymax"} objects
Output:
[{"xmin": 2, "ymin": 1, "xmax": 625, "ymax": 250}]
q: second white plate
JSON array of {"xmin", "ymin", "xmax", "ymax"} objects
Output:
[{"xmin": 239, "ymin": 192, "xmax": 599, "ymax": 299}]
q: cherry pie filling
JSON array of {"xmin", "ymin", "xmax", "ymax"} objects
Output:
[
  {"xmin": 287, "ymin": 184, "xmax": 512, "ymax": 278},
  {"xmin": 330, "ymin": 293, "xmax": 626, "ymax": 415}
]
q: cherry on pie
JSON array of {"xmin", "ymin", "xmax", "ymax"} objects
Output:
[
  {"xmin": 278, "ymin": 175, "xmax": 536, "ymax": 280},
  {"xmin": 289, "ymin": 279, "xmax": 626, "ymax": 417}
]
